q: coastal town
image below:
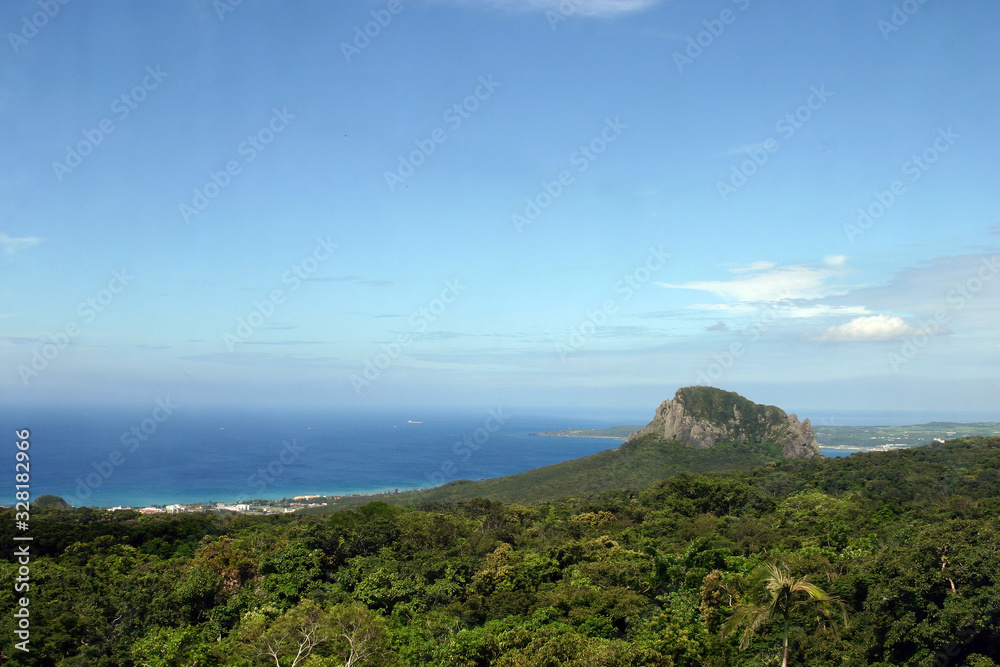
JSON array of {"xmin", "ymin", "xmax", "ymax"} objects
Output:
[{"xmin": 101, "ymin": 489, "xmax": 407, "ymax": 514}]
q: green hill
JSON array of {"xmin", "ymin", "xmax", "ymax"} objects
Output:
[
  {"xmin": 311, "ymin": 432, "xmax": 788, "ymax": 511},
  {"xmin": 33, "ymin": 494, "xmax": 71, "ymax": 509},
  {"xmin": 311, "ymin": 387, "xmax": 822, "ymax": 512}
]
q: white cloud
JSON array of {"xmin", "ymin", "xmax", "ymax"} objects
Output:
[
  {"xmin": 824, "ymin": 255, "xmax": 847, "ymax": 267},
  {"xmin": 730, "ymin": 260, "xmax": 777, "ymax": 273},
  {"xmin": 816, "ymin": 314, "xmax": 918, "ymax": 342},
  {"xmin": 689, "ymin": 303, "xmax": 870, "ymax": 318},
  {"xmin": 427, "ymin": 0, "xmax": 660, "ymax": 16},
  {"xmin": 0, "ymin": 233, "xmax": 42, "ymax": 254},
  {"xmin": 656, "ymin": 260, "xmax": 851, "ymax": 303},
  {"xmin": 783, "ymin": 305, "xmax": 870, "ymax": 318}
]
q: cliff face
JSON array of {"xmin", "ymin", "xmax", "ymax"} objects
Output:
[{"xmin": 628, "ymin": 386, "xmax": 822, "ymax": 459}]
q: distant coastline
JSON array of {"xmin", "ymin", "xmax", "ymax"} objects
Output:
[
  {"xmin": 534, "ymin": 421, "xmax": 1000, "ymax": 451},
  {"xmin": 532, "ymin": 425, "xmax": 640, "ymax": 439},
  {"xmin": 532, "ymin": 434, "xmax": 628, "ymax": 439}
]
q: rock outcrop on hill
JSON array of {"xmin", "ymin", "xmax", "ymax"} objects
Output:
[{"xmin": 627, "ymin": 386, "xmax": 822, "ymax": 459}]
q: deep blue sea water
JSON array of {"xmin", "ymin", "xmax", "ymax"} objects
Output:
[
  {"xmin": 8, "ymin": 406, "xmax": 993, "ymax": 507},
  {"xmin": 13, "ymin": 407, "xmax": 641, "ymax": 508}
]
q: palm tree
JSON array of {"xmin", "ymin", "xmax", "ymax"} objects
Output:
[{"xmin": 721, "ymin": 562, "xmax": 848, "ymax": 667}]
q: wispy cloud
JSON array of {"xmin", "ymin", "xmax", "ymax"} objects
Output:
[
  {"xmin": 656, "ymin": 257, "xmax": 853, "ymax": 304},
  {"xmin": 0, "ymin": 233, "xmax": 42, "ymax": 254},
  {"xmin": 0, "ymin": 335, "xmax": 42, "ymax": 344},
  {"xmin": 635, "ymin": 310, "xmax": 687, "ymax": 320},
  {"xmin": 824, "ymin": 254, "xmax": 847, "ymax": 267},
  {"xmin": 389, "ymin": 329, "xmax": 543, "ymax": 343},
  {"xmin": 819, "ymin": 253, "xmax": 999, "ymax": 319},
  {"xmin": 307, "ymin": 275, "xmax": 392, "ymax": 287},
  {"xmin": 239, "ymin": 340, "xmax": 328, "ymax": 346},
  {"xmin": 815, "ymin": 314, "xmax": 919, "ymax": 342},
  {"xmin": 426, "ymin": 0, "xmax": 660, "ymax": 17},
  {"xmin": 180, "ymin": 352, "xmax": 344, "ymax": 368},
  {"xmin": 688, "ymin": 303, "xmax": 870, "ymax": 318},
  {"xmin": 582, "ymin": 325, "xmax": 671, "ymax": 339}
]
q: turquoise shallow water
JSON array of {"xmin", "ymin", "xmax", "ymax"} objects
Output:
[{"xmin": 821, "ymin": 448, "xmax": 869, "ymax": 458}]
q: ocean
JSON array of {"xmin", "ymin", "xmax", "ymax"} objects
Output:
[
  {"xmin": 10, "ymin": 406, "xmax": 994, "ymax": 508},
  {"xmin": 14, "ymin": 406, "xmax": 639, "ymax": 508}
]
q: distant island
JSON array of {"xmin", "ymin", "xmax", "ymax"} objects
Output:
[{"xmin": 532, "ymin": 425, "xmax": 640, "ymax": 439}]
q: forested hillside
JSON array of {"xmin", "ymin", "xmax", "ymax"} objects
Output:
[
  {"xmin": 2, "ymin": 437, "xmax": 999, "ymax": 666},
  {"xmin": 359, "ymin": 433, "xmax": 791, "ymax": 508}
]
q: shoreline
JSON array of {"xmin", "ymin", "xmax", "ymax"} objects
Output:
[
  {"xmin": 39, "ymin": 422, "xmax": 998, "ymax": 510},
  {"xmin": 57, "ymin": 486, "xmax": 425, "ymax": 513},
  {"xmin": 61, "ymin": 446, "xmax": 898, "ymax": 509},
  {"xmin": 531, "ymin": 434, "xmax": 628, "ymax": 439},
  {"xmin": 52, "ymin": 483, "xmax": 434, "ymax": 512}
]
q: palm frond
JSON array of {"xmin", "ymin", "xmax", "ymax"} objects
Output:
[{"xmin": 720, "ymin": 560, "xmax": 851, "ymax": 657}]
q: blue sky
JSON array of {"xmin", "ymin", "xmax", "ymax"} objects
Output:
[{"xmin": 1, "ymin": 0, "xmax": 998, "ymax": 416}]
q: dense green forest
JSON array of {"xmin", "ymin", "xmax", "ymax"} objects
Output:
[{"xmin": 3, "ymin": 436, "xmax": 999, "ymax": 666}]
